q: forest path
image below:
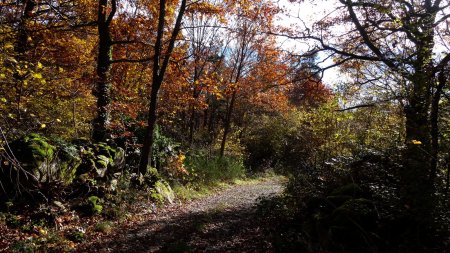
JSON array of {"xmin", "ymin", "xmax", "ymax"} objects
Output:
[{"xmin": 78, "ymin": 177, "xmax": 285, "ymax": 252}]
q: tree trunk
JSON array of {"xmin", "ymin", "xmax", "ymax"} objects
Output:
[
  {"xmin": 138, "ymin": 85, "xmax": 160, "ymax": 173},
  {"xmin": 220, "ymin": 90, "xmax": 237, "ymax": 157},
  {"xmin": 138, "ymin": 0, "xmax": 187, "ymax": 173},
  {"xmin": 188, "ymin": 87, "xmax": 199, "ymax": 145},
  {"xmin": 92, "ymin": 0, "xmax": 115, "ymax": 142},
  {"xmin": 400, "ymin": 13, "xmax": 437, "ymax": 229},
  {"xmin": 401, "ymin": 73, "xmax": 434, "ymax": 229},
  {"xmin": 16, "ymin": 0, "xmax": 36, "ymax": 55}
]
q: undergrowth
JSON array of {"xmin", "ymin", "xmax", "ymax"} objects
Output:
[{"xmin": 172, "ymin": 151, "xmax": 247, "ymax": 201}]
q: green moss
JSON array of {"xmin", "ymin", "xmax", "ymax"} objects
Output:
[
  {"xmin": 57, "ymin": 142, "xmax": 82, "ymax": 185},
  {"xmin": 22, "ymin": 134, "xmax": 56, "ymax": 165},
  {"xmin": 8, "ymin": 134, "xmax": 58, "ymax": 183},
  {"xmin": 77, "ymin": 143, "xmax": 124, "ymax": 178},
  {"xmin": 88, "ymin": 196, "xmax": 103, "ymax": 214},
  {"xmin": 150, "ymin": 180, "xmax": 175, "ymax": 204}
]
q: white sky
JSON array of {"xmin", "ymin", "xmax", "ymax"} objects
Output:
[{"xmin": 274, "ymin": 0, "xmax": 345, "ymax": 88}]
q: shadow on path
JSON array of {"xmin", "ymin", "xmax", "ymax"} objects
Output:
[
  {"xmin": 78, "ymin": 179, "xmax": 284, "ymax": 252},
  {"xmin": 80, "ymin": 203, "xmax": 276, "ymax": 252}
]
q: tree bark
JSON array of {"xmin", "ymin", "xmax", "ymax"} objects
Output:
[
  {"xmin": 138, "ymin": 0, "xmax": 187, "ymax": 174},
  {"xmin": 92, "ymin": 0, "xmax": 116, "ymax": 142},
  {"xmin": 219, "ymin": 89, "xmax": 237, "ymax": 157}
]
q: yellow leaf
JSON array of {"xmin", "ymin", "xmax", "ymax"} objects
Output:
[
  {"xmin": 0, "ymin": 73, "xmax": 5, "ymax": 78},
  {"xmin": 412, "ymin": 140, "xmax": 422, "ymax": 145},
  {"xmin": 39, "ymin": 228, "xmax": 47, "ymax": 235},
  {"xmin": 37, "ymin": 62, "xmax": 43, "ymax": 69},
  {"xmin": 4, "ymin": 43, "xmax": 13, "ymax": 49},
  {"xmin": 56, "ymin": 119, "xmax": 61, "ymax": 123},
  {"xmin": 32, "ymin": 73, "xmax": 43, "ymax": 79},
  {"xmin": 40, "ymin": 124, "xmax": 46, "ymax": 129}
]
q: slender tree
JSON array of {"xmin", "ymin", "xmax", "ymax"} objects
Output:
[{"xmin": 138, "ymin": 0, "xmax": 187, "ymax": 173}]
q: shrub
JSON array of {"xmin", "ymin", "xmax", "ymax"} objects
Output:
[
  {"xmin": 242, "ymin": 112, "xmax": 320, "ymax": 172},
  {"xmin": 184, "ymin": 151, "xmax": 245, "ymax": 186}
]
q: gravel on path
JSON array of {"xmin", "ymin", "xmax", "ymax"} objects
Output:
[{"xmin": 77, "ymin": 177, "xmax": 285, "ymax": 253}]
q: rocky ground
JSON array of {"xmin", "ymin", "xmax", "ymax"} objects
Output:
[{"xmin": 77, "ymin": 177, "xmax": 285, "ymax": 252}]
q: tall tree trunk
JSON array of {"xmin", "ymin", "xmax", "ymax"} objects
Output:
[
  {"xmin": 16, "ymin": 0, "xmax": 36, "ymax": 55},
  {"xmin": 138, "ymin": 0, "xmax": 187, "ymax": 174},
  {"xmin": 92, "ymin": 0, "xmax": 116, "ymax": 142},
  {"xmin": 139, "ymin": 85, "xmax": 160, "ymax": 173},
  {"xmin": 220, "ymin": 90, "xmax": 237, "ymax": 157},
  {"xmin": 402, "ymin": 72, "xmax": 434, "ymax": 229},
  {"xmin": 400, "ymin": 11, "xmax": 437, "ymax": 230}
]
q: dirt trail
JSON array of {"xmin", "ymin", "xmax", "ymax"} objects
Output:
[{"xmin": 78, "ymin": 177, "xmax": 285, "ymax": 252}]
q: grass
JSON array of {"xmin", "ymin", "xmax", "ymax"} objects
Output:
[
  {"xmin": 172, "ymin": 157, "xmax": 285, "ymax": 202},
  {"xmin": 184, "ymin": 154, "xmax": 247, "ymax": 185}
]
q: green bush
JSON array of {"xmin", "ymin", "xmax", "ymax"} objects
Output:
[
  {"xmin": 242, "ymin": 112, "xmax": 320, "ymax": 172},
  {"xmin": 184, "ymin": 151, "xmax": 245, "ymax": 186}
]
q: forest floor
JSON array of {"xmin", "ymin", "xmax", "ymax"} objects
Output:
[{"xmin": 76, "ymin": 176, "xmax": 286, "ymax": 252}]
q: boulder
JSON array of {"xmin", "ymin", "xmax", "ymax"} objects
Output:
[
  {"xmin": 78, "ymin": 143, "xmax": 125, "ymax": 178},
  {"xmin": 151, "ymin": 180, "xmax": 175, "ymax": 204},
  {"xmin": 55, "ymin": 142, "xmax": 82, "ymax": 185},
  {"xmin": 6, "ymin": 134, "xmax": 81, "ymax": 186},
  {"xmin": 8, "ymin": 133, "xmax": 57, "ymax": 183}
]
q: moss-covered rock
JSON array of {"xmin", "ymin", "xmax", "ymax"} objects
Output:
[
  {"xmin": 77, "ymin": 143, "xmax": 125, "ymax": 178},
  {"xmin": 1, "ymin": 134, "xmax": 84, "ymax": 191},
  {"xmin": 8, "ymin": 134, "xmax": 57, "ymax": 183},
  {"xmin": 7, "ymin": 134, "xmax": 84, "ymax": 185},
  {"xmin": 150, "ymin": 180, "xmax": 175, "ymax": 204},
  {"xmin": 55, "ymin": 142, "xmax": 82, "ymax": 185}
]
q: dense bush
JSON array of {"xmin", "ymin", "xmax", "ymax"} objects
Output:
[
  {"xmin": 184, "ymin": 150, "xmax": 246, "ymax": 186},
  {"xmin": 242, "ymin": 112, "xmax": 320, "ymax": 172},
  {"xmin": 270, "ymin": 147, "xmax": 448, "ymax": 253}
]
